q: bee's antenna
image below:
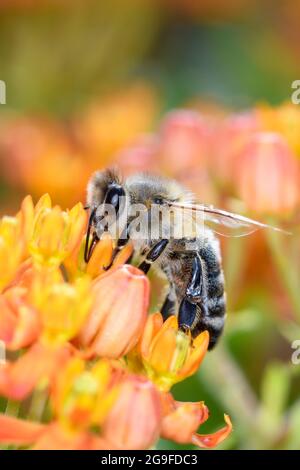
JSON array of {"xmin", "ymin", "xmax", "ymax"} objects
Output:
[{"xmin": 84, "ymin": 207, "xmax": 96, "ymax": 263}]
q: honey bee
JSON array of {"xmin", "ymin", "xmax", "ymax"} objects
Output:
[{"xmin": 84, "ymin": 168, "xmax": 286, "ymax": 349}]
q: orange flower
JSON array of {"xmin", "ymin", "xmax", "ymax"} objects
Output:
[
  {"xmin": 103, "ymin": 375, "xmax": 162, "ymax": 450},
  {"xmin": 29, "ymin": 195, "xmax": 87, "ymax": 267},
  {"xmin": 78, "ymin": 265, "xmax": 149, "ymax": 359},
  {"xmin": 161, "ymin": 393, "xmax": 232, "ymax": 448},
  {"xmin": 4, "ymin": 263, "xmax": 92, "ymax": 348},
  {"xmin": 0, "ymin": 358, "xmax": 119, "ymax": 450},
  {"xmin": 133, "ymin": 312, "xmax": 209, "ymax": 391},
  {"xmin": 0, "ymin": 194, "xmax": 63, "ymax": 283},
  {"xmin": 51, "ymin": 358, "xmax": 119, "ymax": 433},
  {"xmin": 235, "ymin": 132, "xmax": 299, "ymax": 215}
]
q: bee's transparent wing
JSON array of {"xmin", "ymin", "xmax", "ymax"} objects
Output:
[{"xmin": 170, "ymin": 202, "xmax": 290, "ymax": 238}]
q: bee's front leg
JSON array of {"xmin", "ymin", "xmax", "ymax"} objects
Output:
[
  {"xmin": 103, "ymin": 224, "xmax": 131, "ymax": 270},
  {"xmin": 138, "ymin": 239, "xmax": 168, "ymax": 274},
  {"xmin": 84, "ymin": 208, "xmax": 98, "ymax": 263}
]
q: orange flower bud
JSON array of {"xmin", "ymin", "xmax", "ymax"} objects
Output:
[
  {"xmin": 235, "ymin": 132, "xmax": 299, "ymax": 215},
  {"xmin": 213, "ymin": 112, "xmax": 258, "ymax": 186},
  {"xmin": 103, "ymin": 375, "xmax": 161, "ymax": 450},
  {"xmin": 78, "ymin": 265, "xmax": 149, "ymax": 359},
  {"xmin": 159, "ymin": 110, "xmax": 209, "ymax": 174},
  {"xmin": 115, "ymin": 135, "xmax": 160, "ymax": 177},
  {"xmin": 0, "ymin": 287, "xmax": 40, "ymax": 350}
]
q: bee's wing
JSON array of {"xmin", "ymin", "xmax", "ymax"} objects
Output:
[{"xmin": 170, "ymin": 202, "xmax": 290, "ymax": 237}]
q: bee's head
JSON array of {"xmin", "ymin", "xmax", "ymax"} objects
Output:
[
  {"xmin": 87, "ymin": 168, "xmax": 126, "ymax": 213},
  {"xmin": 125, "ymin": 173, "xmax": 188, "ymax": 208},
  {"xmin": 86, "ymin": 170, "xmax": 194, "ymax": 246},
  {"xmin": 86, "ymin": 168, "xmax": 128, "ymax": 242}
]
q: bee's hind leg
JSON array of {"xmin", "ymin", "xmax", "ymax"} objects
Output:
[{"xmin": 178, "ymin": 254, "xmax": 204, "ymax": 334}]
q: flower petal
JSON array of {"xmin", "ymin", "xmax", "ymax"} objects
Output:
[
  {"xmin": 179, "ymin": 330, "xmax": 209, "ymax": 378},
  {"xmin": 86, "ymin": 235, "xmax": 113, "ymax": 277},
  {"xmin": 139, "ymin": 312, "xmax": 164, "ymax": 359},
  {"xmin": 0, "ymin": 342, "xmax": 72, "ymax": 400},
  {"xmin": 161, "ymin": 393, "xmax": 209, "ymax": 444},
  {"xmin": 191, "ymin": 414, "xmax": 233, "ymax": 449},
  {"xmin": 112, "ymin": 243, "xmax": 134, "ymax": 268},
  {"xmin": 0, "ymin": 287, "xmax": 40, "ymax": 350},
  {"xmin": 32, "ymin": 423, "xmax": 113, "ymax": 450}
]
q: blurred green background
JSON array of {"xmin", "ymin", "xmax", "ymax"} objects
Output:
[
  {"xmin": 1, "ymin": 0, "xmax": 299, "ymax": 115},
  {"xmin": 0, "ymin": 0, "xmax": 300, "ymax": 450}
]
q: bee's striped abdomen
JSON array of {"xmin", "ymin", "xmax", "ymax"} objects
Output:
[{"xmin": 194, "ymin": 243, "xmax": 226, "ymax": 349}]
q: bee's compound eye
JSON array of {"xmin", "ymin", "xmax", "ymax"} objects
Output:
[
  {"xmin": 104, "ymin": 184, "xmax": 125, "ymax": 214},
  {"xmin": 153, "ymin": 196, "xmax": 164, "ymax": 205}
]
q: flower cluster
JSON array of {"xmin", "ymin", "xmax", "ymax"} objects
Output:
[
  {"xmin": 116, "ymin": 103, "xmax": 300, "ymax": 217},
  {"xmin": 0, "ymin": 195, "xmax": 232, "ymax": 450},
  {"xmin": 1, "ymin": 96, "xmax": 299, "ymax": 219}
]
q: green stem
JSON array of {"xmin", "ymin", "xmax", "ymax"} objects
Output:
[
  {"xmin": 5, "ymin": 399, "xmax": 20, "ymax": 418},
  {"xmin": 265, "ymin": 228, "xmax": 300, "ymax": 321},
  {"xmin": 27, "ymin": 389, "xmax": 48, "ymax": 422},
  {"xmin": 0, "ymin": 399, "xmax": 21, "ymax": 450},
  {"xmin": 199, "ymin": 344, "xmax": 270, "ymax": 449}
]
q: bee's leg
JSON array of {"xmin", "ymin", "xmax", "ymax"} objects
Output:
[
  {"xmin": 84, "ymin": 208, "xmax": 97, "ymax": 263},
  {"xmin": 103, "ymin": 224, "xmax": 130, "ymax": 270},
  {"xmin": 179, "ymin": 247, "xmax": 226, "ymax": 349},
  {"xmin": 161, "ymin": 286, "xmax": 177, "ymax": 320},
  {"xmin": 86, "ymin": 232, "xmax": 100, "ymax": 263},
  {"xmin": 138, "ymin": 239, "xmax": 168, "ymax": 274},
  {"xmin": 178, "ymin": 299, "xmax": 197, "ymax": 335},
  {"xmin": 178, "ymin": 254, "xmax": 204, "ymax": 333}
]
